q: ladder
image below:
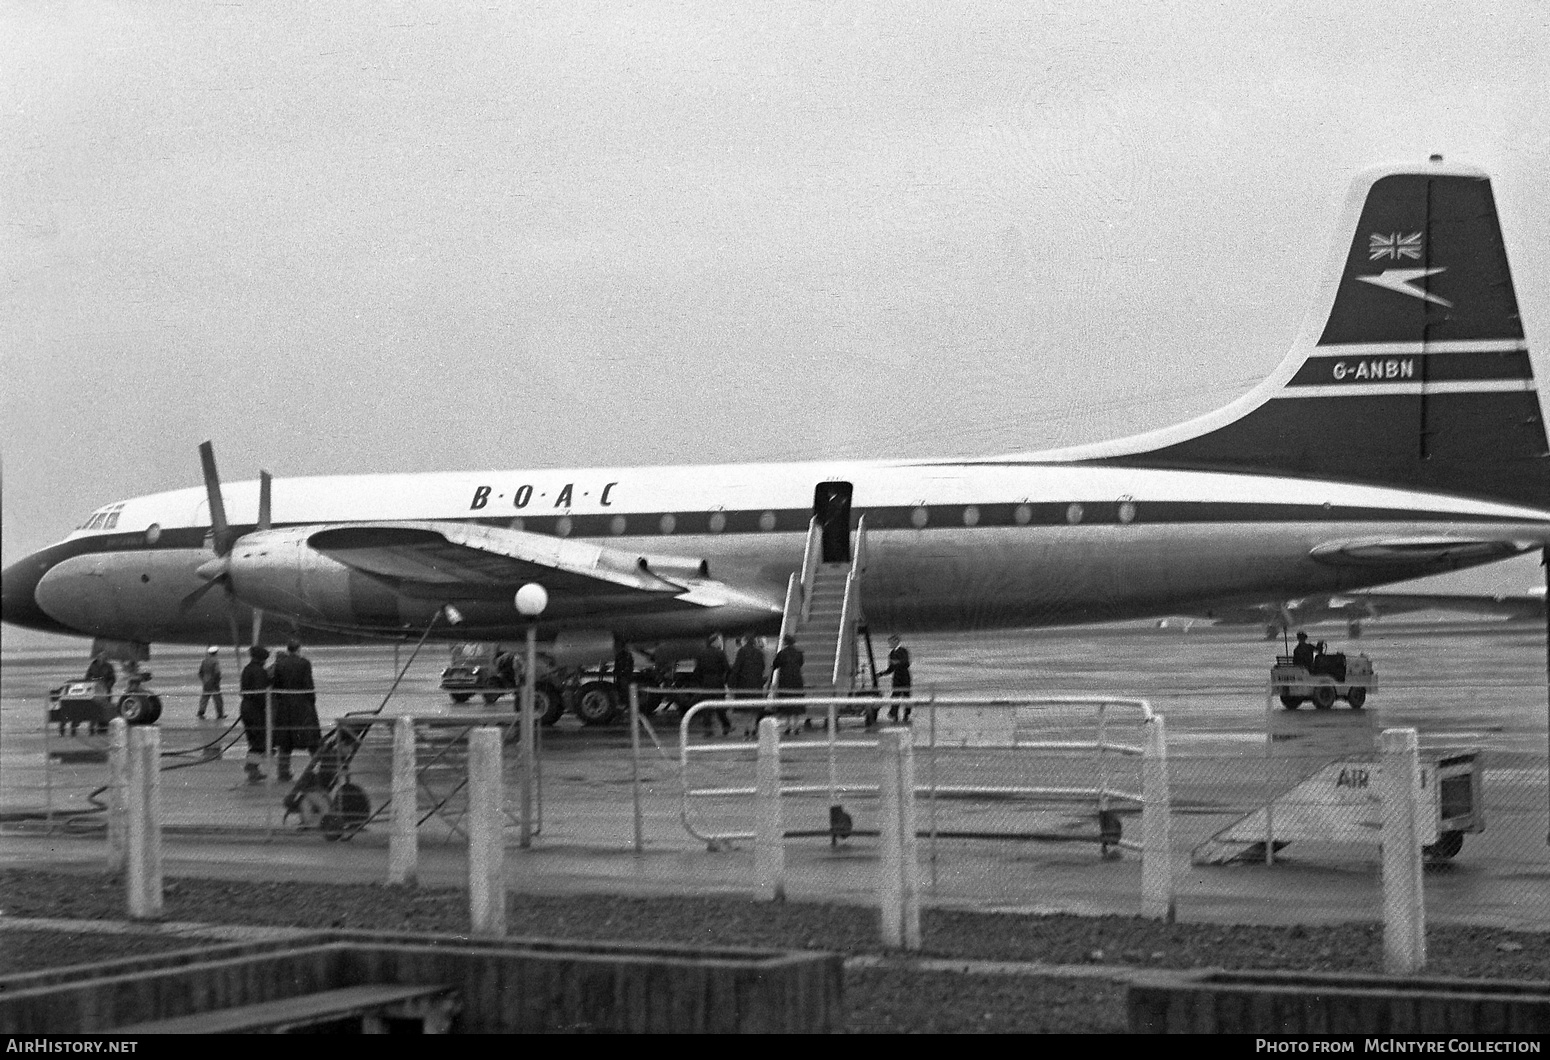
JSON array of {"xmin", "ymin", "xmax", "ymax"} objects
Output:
[{"xmin": 776, "ymin": 515, "xmax": 873, "ymax": 694}]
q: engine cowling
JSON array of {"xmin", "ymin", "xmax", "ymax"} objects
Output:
[{"xmin": 227, "ymin": 527, "xmax": 441, "ymax": 631}]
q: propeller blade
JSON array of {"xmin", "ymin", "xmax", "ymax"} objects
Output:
[
  {"xmin": 198, "ymin": 441, "xmax": 234, "ymax": 556},
  {"xmin": 179, "ymin": 575, "xmax": 228, "ymax": 611},
  {"xmin": 251, "ymin": 608, "xmax": 264, "ymax": 648},
  {"xmin": 229, "ymin": 610, "xmax": 242, "ymax": 661},
  {"xmin": 258, "ymin": 470, "xmax": 272, "ymax": 531}
]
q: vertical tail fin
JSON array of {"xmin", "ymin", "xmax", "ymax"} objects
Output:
[{"xmin": 1051, "ymin": 162, "xmax": 1550, "ymax": 509}]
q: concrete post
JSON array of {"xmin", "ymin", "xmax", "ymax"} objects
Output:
[
  {"xmin": 755, "ymin": 716, "xmax": 785, "ymax": 901},
  {"xmin": 876, "ymin": 728, "xmax": 921, "ymax": 950},
  {"xmin": 1380, "ymin": 727, "xmax": 1426, "ymax": 974},
  {"xmin": 467, "ymin": 727, "xmax": 506, "ymax": 936},
  {"xmin": 519, "ymin": 623, "xmax": 536, "ymax": 848},
  {"xmin": 125, "ymin": 725, "xmax": 163, "ymax": 920},
  {"xmin": 106, "ymin": 718, "xmax": 128, "ymax": 872},
  {"xmin": 1140, "ymin": 714, "xmax": 1176, "ymax": 921},
  {"xmin": 628, "ymin": 683, "xmax": 644, "ymax": 854},
  {"xmin": 388, "ymin": 716, "xmax": 418, "ymax": 886}
]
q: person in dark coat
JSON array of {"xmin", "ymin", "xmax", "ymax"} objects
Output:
[
  {"xmin": 693, "ymin": 634, "xmax": 732, "ymax": 737},
  {"xmin": 613, "ymin": 637, "xmax": 635, "ymax": 705},
  {"xmin": 239, "ymin": 645, "xmax": 272, "ymax": 784},
  {"xmin": 880, "ymin": 634, "xmax": 912, "ymax": 723},
  {"xmin": 269, "ymin": 637, "xmax": 321, "ymax": 781},
  {"xmin": 85, "ymin": 652, "xmax": 116, "ymax": 694},
  {"xmin": 771, "ymin": 635, "xmax": 805, "ymax": 735},
  {"xmin": 730, "ymin": 634, "xmax": 768, "ymax": 737},
  {"xmin": 1291, "ymin": 631, "xmax": 1316, "ymax": 671}
]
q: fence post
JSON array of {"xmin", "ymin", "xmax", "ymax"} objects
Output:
[
  {"xmin": 125, "ymin": 725, "xmax": 163, "ymax": 920},
  {"xmin": 876, "ymin": 728, "xmax": 921, "ymax": 950},
  {"xmin": 106, "ymin": 718, "xmax": 128, "ymax": 873},
  {"xmin": 629, "ymin": 683, "xmax": 644, "ymax": 854},
  {"xmin": 1140, "ymin": 714, "xmax": 1175, "ymax": 921},
  {"xmin": 755, "ymin": 716, "xmax": 785, "ymax": 901},
  {"xmin": 1380, "ymin": 726, "xmax": 1426, "ymax": 974},
  {"xmin": 388, "ymin": 716, "xmax": 418, "ymax": 886},
  {"xmin": 467, "ymin": 727, "xmax": 506, "ymax": 936}
]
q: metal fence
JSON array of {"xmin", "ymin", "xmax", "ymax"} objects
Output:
[{"xmin": 4, "ymin": 678, "xmax": 1547, "ymax": 931}]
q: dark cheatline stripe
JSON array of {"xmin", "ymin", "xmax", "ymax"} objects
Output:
[
  {"xmin": 1287, "ymin": 350, "xmax": 1533, "ymax": 387},
  {"xmin": 1097, "ymin": 390, "xmax": 1550, "ymax": 510}
]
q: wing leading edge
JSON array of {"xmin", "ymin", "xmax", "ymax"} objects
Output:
[{"xmin": 307, "ymin": 522, "xmax": 782, "ymax": 616}]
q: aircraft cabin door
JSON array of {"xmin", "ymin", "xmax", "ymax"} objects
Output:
[{"xmin": 813, "ymin": 481, "xmax": 853, "ymax": 564}]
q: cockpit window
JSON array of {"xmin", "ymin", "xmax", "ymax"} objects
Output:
[{"xmin": 77, "ymin": 503, "xmax": 124, "ymax": 531}]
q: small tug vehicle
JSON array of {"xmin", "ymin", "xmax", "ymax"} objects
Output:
[{"xmin": 1271, "ymin": 641, "xmax": 1375, "ymax": 709}]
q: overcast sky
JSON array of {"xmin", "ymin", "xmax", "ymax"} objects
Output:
[{"xmin": 5, "ymin": 0, "xmax": 1549, "ymax": 597}]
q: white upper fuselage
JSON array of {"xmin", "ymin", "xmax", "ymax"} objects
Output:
[{"xmin": 43, "ymin": 456, "xmax": 1550, "ymax": 643}]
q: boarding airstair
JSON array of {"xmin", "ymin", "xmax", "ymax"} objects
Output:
[{"xmin": 777, "ymin": 515, "xmax": 874, "ymax": 695}]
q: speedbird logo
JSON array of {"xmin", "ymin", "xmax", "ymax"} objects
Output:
[
  {"xmin": 1369, "ymin": 232, "xmax": 1422, "ymax": 260},
  {"xmin": 1356, "ymin": 267, "xmax": 1453, "ymax": 307}
]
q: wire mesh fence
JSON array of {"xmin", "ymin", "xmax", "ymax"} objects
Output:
[{"xmin": 3, "ymin": 647, "xmax": 1547, "ymax": 931}]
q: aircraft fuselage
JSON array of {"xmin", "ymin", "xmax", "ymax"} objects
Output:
[{"xmin": 7, "ymin": 457, "xmax": 1545, "ymax": 646}]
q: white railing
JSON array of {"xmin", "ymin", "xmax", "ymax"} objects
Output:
[
  {"xmin": 776, "ymin": 573, "xmax": 800, "ymax": 659},
  {"xmin": 833, "ymin": 568, "xmax": 859, "ymax": 687},
  {"xmin": 798, "ymin": 517, "xmax": 821, "ymax": 621},
  {"xmin": 677, "ymin": 693, "xmax": 1155, "ymax": 851}
]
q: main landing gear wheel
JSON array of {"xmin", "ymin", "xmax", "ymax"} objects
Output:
[
  {"xmin": 505, "ymin": 684, "xmax": 566, "ymax": 741},
  {"xmin": 1280, "ymin": 695, "xmax": 1303, "ymax": 710},
  {"xmin": 1345, "ymin": 687, "xmax": 1367, "ymax": 709},
  {"xmin": 118, "ymin": 693, "xmax": 162, "ymax": 725},
  {"xmin": 1423, "ymin": 830, "xmax": 1464, "ymax": 861},
  {"xmin": 449, "ymin": 692, "xmax": 472, "ymax": 704},
  {"xmin": 1311, "ymin": 684, "xmax": 1337, "ymax": 710},
  {"xmin": 482, "ymin": 691, "xmax": 504, "ymax": 705},
  {"xmin": 575, "ymin": 682, "xmax": 620, "ymax": 726}
]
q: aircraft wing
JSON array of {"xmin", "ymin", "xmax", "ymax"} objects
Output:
[
  {"xmin": 307, "ymin": 522, "xmax": 778, "ymax": 614},
  {"xmin": 1308, "ymin": 536, "xmax": 1535, "ymax": 566},
  {"xmin": 1331, "ymin": 590, "xmax": 1546, "ymax": 621},
  {"xmin": 1182, "ymin": 588, "xmax": 1544, "ymax": 629}
]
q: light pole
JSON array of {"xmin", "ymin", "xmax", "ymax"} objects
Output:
[{"xmin": 515, "ymin": 582, "xmax": 547, "ymax": 848}]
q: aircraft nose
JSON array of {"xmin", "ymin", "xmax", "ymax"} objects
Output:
[{"xmin": 1, "ymin": 552, "xmax": 84, "ymax": 636}]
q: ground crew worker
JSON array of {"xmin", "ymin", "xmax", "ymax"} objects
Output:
[
  {"xmin": 613, "ymin": 637, "xmax": 635, "ymax": 704},
  {"xmin": 85, "ymin": 652, "xmax": 115, "ymax": 694},
  {"xmin": 239, "ymin": 646, "xmax": 272, "ymax": 783},
  {"xmin": 75, "ymin": 652, "xmax": 116, "ymax": 737},
  {"xmin": 693, "ymin": 634, "xmax": 732, "ymax": 737},
  {"xmin": 494, "ymin": 645, "xmax": 518, "ymax": 694},
  {"xmin": 730, "ymin": 634, "xmax": 768, "ymax": 737},
  {"xmin": 1291, "ymin": 631, "xmax": 1316, "ymax": 671},
  {"xmin": 197, "ymin": 646, "xmax": 226, "ymax": 720},
  {"xmin": 269, "ymin": 637, "xmax": 321, "ymax": 782},
  {"xmin": 771, "ymin": 635, "xmax": 805, "ymax": 735},
  {"xmin": 880, "ymin": 634, "xmax": 912, "ymax": 723}
]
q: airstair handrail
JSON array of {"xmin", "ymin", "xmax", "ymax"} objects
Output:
[
  {"xmin": 799, "ymin": 517, "xmax": 821, "ymax": 621},
  {"xmin": 834, "ymin": 566, "xmax": 859, "ymax": 686},
  {"xmin": 777, "ymin": 572, "xmax": 800, "ymax": 676},
  {"xmin": 853, "ymin": 513, "xmax": 868, "ymax": 573}
]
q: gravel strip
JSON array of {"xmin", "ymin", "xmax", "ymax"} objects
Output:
[{"xmin": 2, "ymin": 868, "xmax": 1546, "ymax": 1033}]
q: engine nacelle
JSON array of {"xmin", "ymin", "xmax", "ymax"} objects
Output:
[{"xmin": 228, "ymin": 527, "xmax": 441, "ymax": 631}]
